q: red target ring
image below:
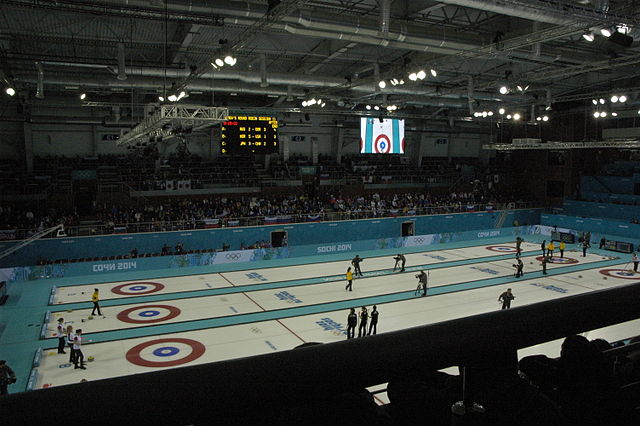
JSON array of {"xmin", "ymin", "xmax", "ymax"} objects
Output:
[
  {"xmin": 535, "ymin": 256, "xmax": 579, "ymax": 264},
  {"xmin": 374, "ymin": 134, "xmax": 391, "ymax": 153},
  {"xmin": 486, "ymin": 245, "xmax": 517, "ymax": 253},
  {"xmin": 126, "ymin": 338, "xmax": 206, "ymax": 367},
  {"xmin": 117, "ymin": 304, "xmax": 181, "ymax": 324},
  {"xmin": 111, "ymin": 282, "xmax": 165, "ymax": 295},
  {"xmin": 599, "ymin": 269, "xmax": 639, "ymax": 279}
]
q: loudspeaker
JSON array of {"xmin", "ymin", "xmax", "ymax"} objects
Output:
[{"xmin": 608, "ymin": 32, "xmax": 633, "ymax": 48}]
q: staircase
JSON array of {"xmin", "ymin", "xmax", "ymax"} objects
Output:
[{"xmin": 494, "ymin": 210, "xmax": 508, "ymax": 229}]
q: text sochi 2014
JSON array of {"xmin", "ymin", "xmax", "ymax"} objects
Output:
[
  {"xmin": 92, "ymin": 261, "xmax": 137, "ymax": 272},
  {"xmin": 316, "ymin": 244, "xmax": 352, "ymax": 253}
]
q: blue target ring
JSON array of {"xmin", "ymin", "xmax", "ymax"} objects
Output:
[
  {"xmin": 127, "ymin": 338, "xmax": 206, "ymax": 367},
  {"xmin": 599, "ymin": 269, "xmax": 639, "ymax": 279},
  {"xmin": 111, "ymin": 282, "xmax": 165, "ymax": 295},
  {"xmin": 153, "ymin": 346, "xmax": 179, "ymax": 357},
  {"xmin": 486, "ymin": 245, "xmax": 517, "ymax": 253},
  {"xmin": 117, "ymin": 304, "xmax": 181, "ymax": 324}
]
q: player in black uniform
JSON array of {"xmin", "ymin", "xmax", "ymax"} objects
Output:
[
  {"xmin": 498, "ymin": 288, "xmax": 515, "ymax": 310},
  {"xmin": 352, "ymin": 255, "xmax": 364, "ymax": 277},
  {"xmin": 393, "ymin": 254, "xmax": 406, "ymax": 272},
  {"xmin": 346, "ymin": 308, "xmax": 357, "ymax": 339},
  {"xmin": 357, "ymin": 306, "xmax": 368, "ymax": 337},
  {"xmin": 368, "ymin": 306, "xmax": 379, "ymax": 335}
]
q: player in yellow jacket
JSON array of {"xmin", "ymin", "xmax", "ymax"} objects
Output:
[
  {"xmin": 345, "ymin": 267, "xmax": 354, "ymax": 291},
  {"xmin": 91, "ymin": 288, "xmax": 102, "ymax": 316}
]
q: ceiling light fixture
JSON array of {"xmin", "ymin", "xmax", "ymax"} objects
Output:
[
  {"xmin": 582, "ymin": 33, "xmax": 595, "ymax": 42},
  {"xmin": 499, "ymin": 86, "xmax": 508, "ymax": 95},
  {"xmin": 408, "ymin": 72, "xmax": 417, "ymax": 81},
  {"xmin": 594, "ymin": 111, "xmax": 600, "ymax": 118},
  {"xmin": 600, "ymin": 111, "xmax": 607, "ymax": 117},
  {"xmin": 430, "ymin": 69, "xmax": 437, "ymax": 77},
  {"xmin": 619, "ymin": 95, "xmax": 627, "ymax": 103},
  {"xmin": 601, "ymin": 28, "xmax": 612, "ymax": 37},
  {"xmin": 542, "ymin": 115, "xmax": 549, "ymax": 122},
  {"xmin": 80, "ymin": 93, "xmax": 87, "ymax": 100},
  {"xmin": 611, "ymin": 95, "xmax": 619, "ymax": 103},
  {"xmin": 5, "ymin": 87, "xmax": 15, "ymax": 96},
  {"xmin": 599, "ymin": 98, "xmax": 605, "ymax": 104},
  {"xmin": 378, "ymin": 80, "xmax": 386, "ymax": 89},
  {"xmin": 498, "ymin": 108, "xmax": 505, "ymax": 115},
  {"xmin": 416, "ymin": 70, "xmax": 426, "ymax": 80},
  {"xmin": 611, "ymin": 112, "xmax": 618, "ymax": 117},
  {"xmin": 513, "ymin": 113, "xmax": 521, "ymax": 120}
]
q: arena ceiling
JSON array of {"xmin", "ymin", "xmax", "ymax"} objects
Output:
[{"xmin": 1, "ymin": 0, "xmax": 640, "ymax": 122}]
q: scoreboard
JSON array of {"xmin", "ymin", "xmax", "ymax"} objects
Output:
[{"xmin": 220, "ymin": 115, "xmax": 279, "ymax": 154}]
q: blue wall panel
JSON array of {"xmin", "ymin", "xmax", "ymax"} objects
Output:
[
  {"xmin": 0, "ymin": 209, "xmax": 541, "ymax": 268},
  {"xmin": 563, "ymin": 200, "xmax": 640, "ymax": 221}
]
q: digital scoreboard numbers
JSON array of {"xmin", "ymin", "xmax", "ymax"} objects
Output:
[{"xmin": 220, "ymin": 115, "xmax": 279, "ymax": 154}]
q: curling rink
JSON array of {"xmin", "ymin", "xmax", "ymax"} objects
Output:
[{"xmin": 33, "ymin": 240, "xmax": 640, "ymax": 397}]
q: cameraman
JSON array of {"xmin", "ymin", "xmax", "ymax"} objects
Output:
[{"xmin": 0, "ymin": 360, "xmax": 16, "ymax": 395}]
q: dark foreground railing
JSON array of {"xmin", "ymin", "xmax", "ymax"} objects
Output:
[{"xmin": 2, "ymin": 283, "xmax": 640, "ymax": 425}]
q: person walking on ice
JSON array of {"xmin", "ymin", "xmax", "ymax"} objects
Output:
[
  {"xmin": 547, "ymin": 241, "xmax": 555, "ymax": 258},
  {"xmin": 498, "ymin": 288, "xmax": 515, "ymax": 310},
  {"xmin": 541, "ymin": 240, "xmax": 547, "ymax": 257},
  {"xmin": 91, "ymin": 288, "xmax": 102, "ymax": 316},
  {"xmin": 351, "ymin": 255, "xmax": 364, "ymax": 277},
  {"xmin": 345, "ymin": 267, "xmax": 353, "ymax": 291},
  {"xmin": 416, "ymin": 270, "xmax": 429, "ymax": 297},
  {"xmin": 559, "ymin": 241, "xmax": 565, "ymax": 258},
  {"xmin": 632, "ymin": 252, "xmax": 638, "ymax": 273},
  {"xmin": 515, "ymin": 237, "xmax": 523, "ymax": 256}
]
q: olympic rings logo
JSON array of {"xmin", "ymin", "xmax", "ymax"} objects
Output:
[{"xmin": 225, "ymin": 253, "xmax": 242, "ymax": 260}]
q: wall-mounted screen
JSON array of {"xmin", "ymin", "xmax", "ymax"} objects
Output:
[
  {"xmin": 221, "ymin": 115, "xmax": 279, "ymax": 154},
  {"xmin": 360, "ymin": 117, "xmax": 405, "ymax": 154}
]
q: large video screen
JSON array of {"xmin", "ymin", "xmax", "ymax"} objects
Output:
[
  {"xmin": 360, "ymin": 117, "xmax": 405, "ymax": 154},
  {"xmin": 221, "ymin": 115, "xmax": 279, "ymax": 154}
]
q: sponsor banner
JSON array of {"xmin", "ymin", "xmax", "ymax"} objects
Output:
[
  {"xmin": 466, "ymin": 205, "xmax": 476, "ymax": 212},
  {"xmin": 486, "ymin": 205, "xmax": 494, "ymax": 212},
  {"xmin": 113, "ymin": 226, "xmax": 127, "ymax": 234},
  {"xmin": 227, "ymin": 220, "xmax": 240, "ymax": 227}
]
